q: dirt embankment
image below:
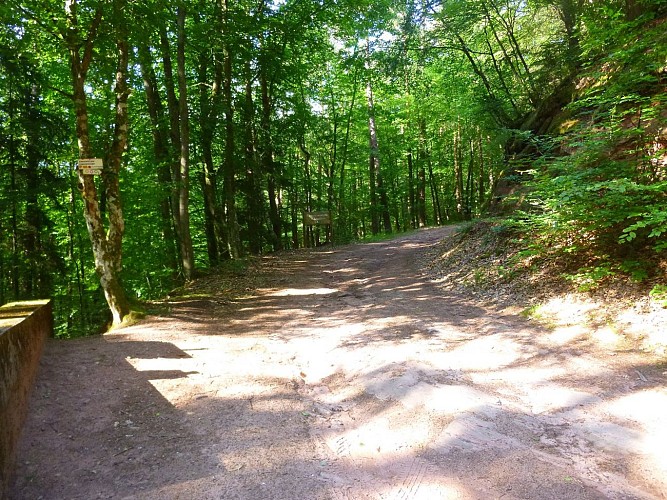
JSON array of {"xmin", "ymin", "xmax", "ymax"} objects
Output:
[{"xmin": 10, "ymin": 227, "xmax": 667, "ymax": 499}]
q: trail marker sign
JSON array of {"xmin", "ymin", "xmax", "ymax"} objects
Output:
[
  {"xmin": 78, "ymin": 158, "xmax": 103, "ymax": 175},
  {"xmin": 304, "ymin": 211, "xmax": 331, "ymax": 226}
]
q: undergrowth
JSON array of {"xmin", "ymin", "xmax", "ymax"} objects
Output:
[{"xmin": 429, "ymin": 218, "xmax": 667, "ymax": 309}]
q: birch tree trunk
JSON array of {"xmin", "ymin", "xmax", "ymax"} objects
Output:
[{"xmin": 66, "ymin": 0, "xmax": 130, "ymax": 326}]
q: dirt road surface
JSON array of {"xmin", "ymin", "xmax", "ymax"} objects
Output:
[{"xmin": 10, "ymin": 227, "xmax": 667, "ymax": 499}]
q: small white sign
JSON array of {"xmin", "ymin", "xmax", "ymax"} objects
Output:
[
  {"xmin": 78, "ymin": 158, "xmax": 103, "ymax": 168},
  {"xmin": 80, "ymin": 168, "xmax": 102, "ymax": 175}
]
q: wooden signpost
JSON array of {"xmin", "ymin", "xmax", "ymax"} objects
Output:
[
  {"xmin": 303, "ymin": 210, "xmax": 331, "ymax": 226},
  {"xmin": 78, "ymin": 158, "xmax": 103, "ymax": 175},
  {"xmin": 303, "ymin": 210, "xmax": 333, "ymax": 247}
]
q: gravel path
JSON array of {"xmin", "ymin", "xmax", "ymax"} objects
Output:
[{"xmin": 10, "ymin": 227, "xmax": 667, "ymax": 499}]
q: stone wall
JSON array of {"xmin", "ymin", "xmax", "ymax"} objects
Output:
[{"xmin": 0, "ymin": 300, "xmax": 52, "ymax": 499}]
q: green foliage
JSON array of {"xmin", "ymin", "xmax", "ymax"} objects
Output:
[
  {"xmin": 649, "ymin": 284, "xmax": 667, "ymax": 308},
  {"xmin": 515, "ymin": 8, "xmax": 667, "ymax": 270},
  {"xmin": 564, "ymin": 263, "xmax": 615, "ymax": 292},
  {"xmin": 2, "ymin": 0, "xmax": 664, "ymax": 334}
]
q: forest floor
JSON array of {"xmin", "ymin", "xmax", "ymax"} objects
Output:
[{"xmin": 10, "ymin": 226, "xmax": 667, "ymax": 499}]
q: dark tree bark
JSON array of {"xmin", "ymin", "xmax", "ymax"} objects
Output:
[
  {"xmin": 454, "ymin": 122, "xmax": 465, "ymax": 219},
  {"xmin": 407, "ymin": 150, "xmax": 416, "ymax": 228},
  {"xmin": 259, "ymin": 63, "xmax": 282, "ymax": 250},
  {"xmin": 221, "ymin": 0, "xmax": 241, "ymax": 258},
  {"xmin": 242, "ymin": 61, "xmax": 264, "ymax": 255},
  {"xmin": 176, "ymin": 5, "xmax": 195, "ymax": 280},
  {"xmin": 197, "ymin": 51, "xmax": 222, "ymax": 265},
  {"xmin": 337, "ymin": 59, "xmax": 360, "ymax": 239},
  {"xmin": 137, "ymin": 42, "xmax": 179, "ymax": 272}
]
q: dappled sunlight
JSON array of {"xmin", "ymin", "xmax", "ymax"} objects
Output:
[
  {"xmin": 15, "ymin": 228, "xmax": 665, "ymax": 499},
  {"xmin": 547, "ymin": 324, "xmax": 589, "ymax": 344},
  {"xmin": 269, "ymin": 287, "xmax": 339, "ymax": 296},
  {"xmin": 432, "ymin": 333, "xmax": 529, "ymax": 371},
  {"xmin": 124, "ymin": 337, "xmax": 300, "ymax": 408},
  {"xmin": 324, "ymin": 267, "xmax": 359, "ymax": 274},
  {"xmin": 375, "ymin": 481, "xmax": 468, "ymax": 499},
  {"xmin": 432, "ymin": 414, "xmax": 518, "ymax": 453},
  {"xmin": 331, "ymin": 416, "xmax": 430, "ymax": 459},
  {"xmin": 533, "ymin": 294, "xmax": 660, "ymax": 351},
  {"xmin": 537, "ymin": 295, "xmax": 598, "ymax": 324},
  {"xmin": 470, "ymin": 365, "xmax": 566, "ymax": 386},
  {"xmin": 600, "ymin": 389, "xmax": 667, "ymax": 486},
  {"xmin": 589, "ymin": 325, "xmax": 628, "ymax": 347},
  {"xmin": 519, "ymin": 383, "xmax": 601, "ymax": 414},
  {"xmin": 405, "ymin": 383, "xmax": 499, "ymax": 417}
]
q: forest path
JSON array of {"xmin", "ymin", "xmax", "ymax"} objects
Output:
[{"xmin": 10, "ymin": 227, "xmax": 667, "ymax": 499}]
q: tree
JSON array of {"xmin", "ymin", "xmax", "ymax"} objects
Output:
[{"xmin": 64, "ymin": 0, "xmax": 132, "ymax": 325}]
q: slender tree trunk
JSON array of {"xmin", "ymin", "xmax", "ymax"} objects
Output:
[
  {"xmin": 137, "ymin": 43, "xmax": 179, "ymax": 272},
  {"xmin": 366, "ymin": 78, "xmax": 380, "ymax": 235},
  {"xmin": 407, "ymin": 150, "xmax": 416, "ymax": 228},
  {"xmin": 8, "ymin": 77, "xmax": 19, "ymax": 299},
  {"xmin": 417, "ymin": 119, "xmax": 429, "ymax": 227},
  {"xmin": 454, "ymin": 123, "xmax": 464, "ymax": 219},
  {"xmin": 483, "ymin": 26, "xmax": 519, "ymax": 113},
  {"xmin": 159, "ymin": 18, "xmax": 185, "ymax": 270},
  {"xmin": 243, "ymin": 62, "xmax": 264, "ymax": 255},
  {"xmin": 487, "ymin": 0, "xmax": 535, "ymax": 100},
  {"xmin": 221, "ymin": 1, "xmax": 241, "ymax": 258},
  {"xmin": 482, "ymin": 2, "xmax": 532, "ymax": 104},
  {"xmin": 337, "ymin": 60, "xmax": 360, "ymax": 239},
  {"xmin": 24, "ymin": 84, "xmax": 44, "ymax": 295},
  {"xmin": 478, "ymin": 132, "xmax": 486, "ymax": 209},
  {"xmin": 378, "ymin": 174, "xmax": 392, "ymax": 233},
  {"xmin": 427, "ymin": 162, "xmax": 442, "ymax": 225},
  {"xmin": 176, "ymin": 5, "xmax": 194, "ymax": 280},
  {"xmin": 465, "ymin": 138, "xmax": 475, "ymax": 220},
  {"xmin": 198, "ymin": 52, "xmax": 221, "ymax": 265},
  {"xmin": 259, "ymin": 64, "xmax": 282, "ymax": 250}
]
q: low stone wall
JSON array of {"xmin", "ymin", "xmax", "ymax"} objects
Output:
[{"xmin": 0, "ymin": 300, "xmax": 52, "ymax": 499}]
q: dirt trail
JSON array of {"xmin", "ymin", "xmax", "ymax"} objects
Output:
[{"xmin": 10, "ymin": 227, "xmax": 667, "ymax": 499}]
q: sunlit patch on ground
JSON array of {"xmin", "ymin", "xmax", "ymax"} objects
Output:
[{"xmin": 269, "ymin": 287, "xmax": 339, "ymax": 296}]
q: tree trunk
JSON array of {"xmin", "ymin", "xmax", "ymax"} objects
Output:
[
  {"xmin": 8, "ymin": 77, "xmax": 19, "ymax": 299},
  {"xmin": 24, "ymin": 83, "xmax": 46, "ymax": 295},
  {"xmin": 366, "ymin": 79, "xmax": 380, "ymax": 235},
  {"xmin": 198, "ymin": 52, "xmax": 222, "ymax": 265},
  {"xmin": 66, "ymin": 0, "xmax": 130, "ymax": 326},
  {"xmin": 417, "ymin": 119, "xmax": 429, "ymax": 227},
  {"xmin": 259, "ymin": 63, "xmax": 282, "ymax": 250},
  {"xmin": 243, "ymin": 62, "xmax": 264, "ymax": 255},
  {"xmin": 176, "ymin": 5, "xmax": 195, "ymax": 280},
  {"xmin": 454, "ymin": 123, "xmax": 465, "ymax": 219},
  {"xmin": 159, "ymin": 18, "xmax": 186, "ymax": 271},
  {"xmin": 337, "ymin": 60, "xmax": 360, "ymax": 240},
  {"xmin": 221, "ymin": 0, "xmax": 241, "ymax": 259},
  {"xmin": 378, "ymin": 172, "xmax": 392, "ymax": 233},
  {"xmin": 407, "ymin": 150, "xmax": 416, "ymax": 228},
  {"xmin": 465, "ymin": 138, "xmax": 475, "ymax": 220},
  {"xmin": 137, "ymin": 42, "xmax": 179, "ymax": 272},
  {"xmin": 478, "ymin": 132, "xmax": 487, "ymax": 209}
]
